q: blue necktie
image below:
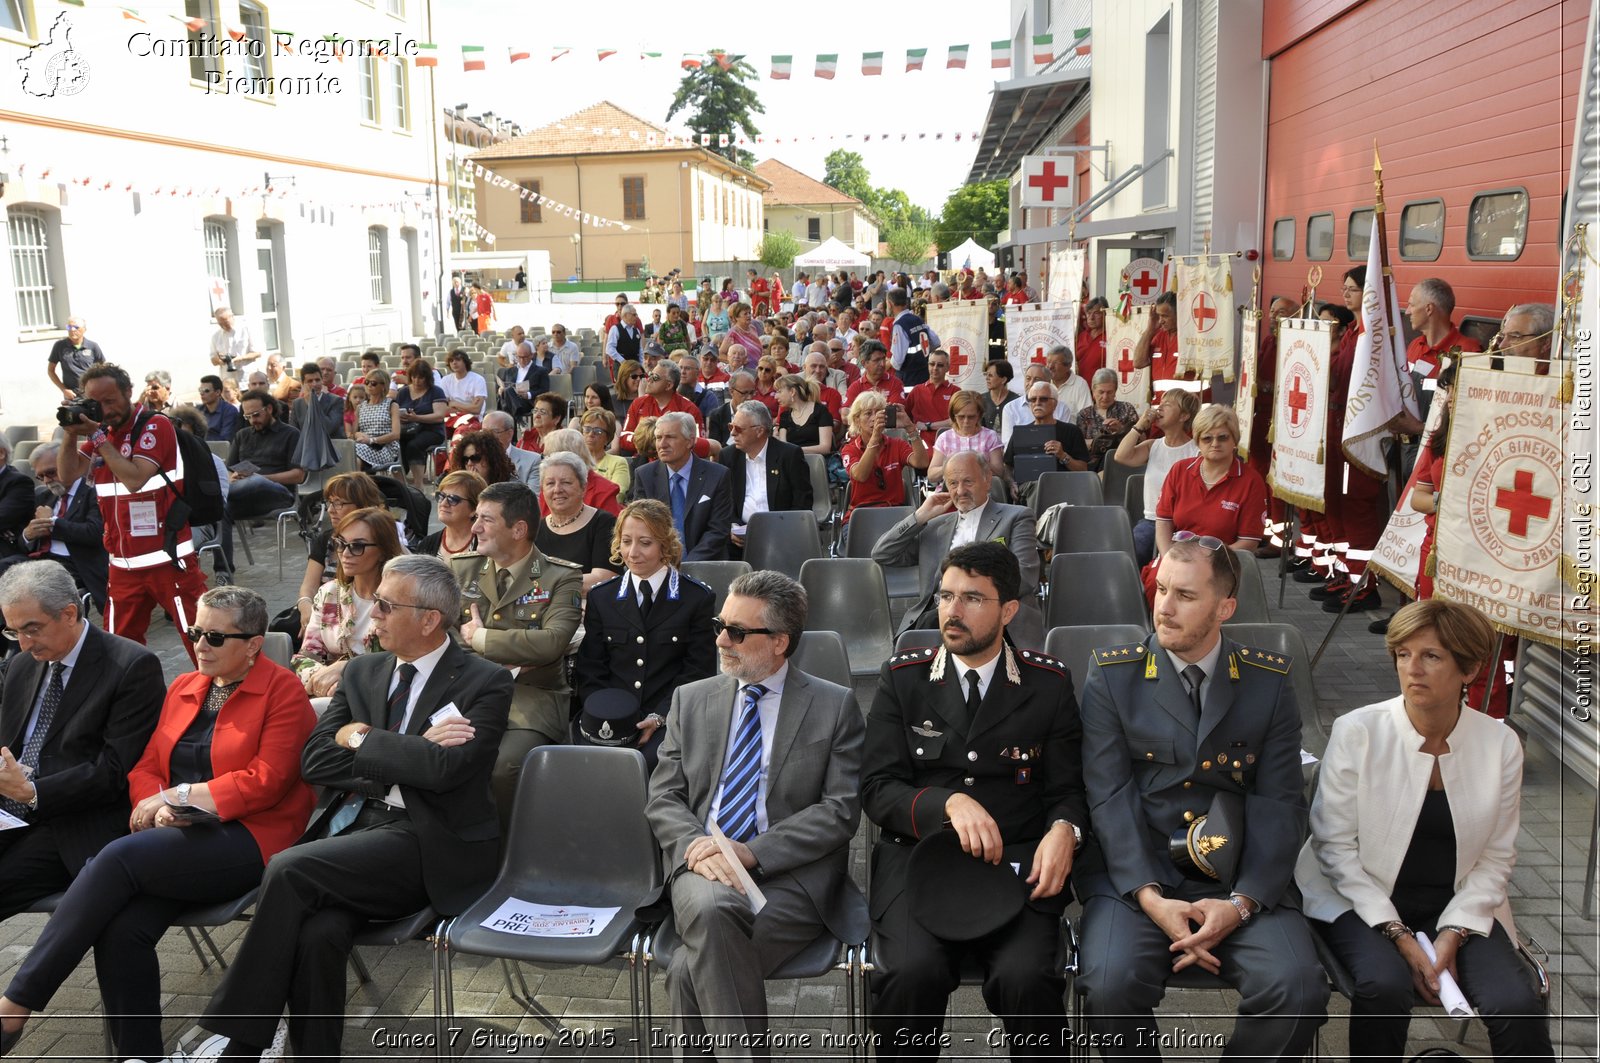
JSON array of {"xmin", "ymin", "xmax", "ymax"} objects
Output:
[
  {"xmin": 1, "ymin": 663, "xmax": 64, "ymax": 819},
  {"xmin": 670, "ymin": 471, "xmax": 687, "ymax": 539},
  {"xmin": 327, "ymin": 662, "xmax": 417, "ymax": 836},
  {"xmin": 717, "ymin": 684, "xmax": 767, "ymax": 843}
]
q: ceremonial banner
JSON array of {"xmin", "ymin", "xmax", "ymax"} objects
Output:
[
  {"xmin": 1175, "ymin": 258, "xmax": 1235, "ymax": 383},
  {"xmin": 1370, "ymin": 389, "xmax": 1452, "ymax": 596},
  {"xmin": 1106, "ymin": 305, "xmax": 1151, "ymax": 414},
  {"xmin": 1343, "ymin": 215, "xmax": 1420, "ymax": 477},
  {"xmin": 1267, "ymin": 319, "xmax": 1332, "ymax": 512},
  {"xmin": 1234, "ymin": 310, "xmax": 1259, "ymax": 460},
  {"xmin": 1436, "ymin": 367, "xmax": 1589, "ymax": 648},
  {"xmin": 1004, "ymin": 302, "xmax": 1078, "ymax": 383},
  {"xmin": 925, "ymin": 300, "xmax": 988, "ymax": 391},
  {"xmin": 1046, "ymin": 248, "xmax": 1085, "ymax": 306}
]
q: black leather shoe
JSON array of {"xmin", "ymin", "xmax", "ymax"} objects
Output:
[
  {"xmin": 1368, "ymin": 614, "xmax": 1393, "ymax": 634},
  {"xmin": 1323, "ymin": 585, "xmax": 1382, "ymax": 613},
  {"xmin": 1292, "ymin": 566, "xmax": 1326, "ymax": 583},
  {"xmin": 1309, "ymin": 579, "xmax": 1349, "ymax": 602},
  {"xmin": 1, "ymin": 1023, "xmax": 24, "ymax": 1058}
]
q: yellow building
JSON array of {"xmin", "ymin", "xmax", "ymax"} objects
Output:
[
  {"xmin": 754, "ymin": 159, "xmax": 880, "ymax": 257},
  {"xmin": 470, "ymin": 101, "xmax": 768, "ymax": 282}
]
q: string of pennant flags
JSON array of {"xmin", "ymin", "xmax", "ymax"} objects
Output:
[
  {"xmin": 543, "ymin": 122, "xmax": 985, "ymax": 147},
  {"xmin": 467, "ymin": 161, "xmax": 634, "ymax": 233}
]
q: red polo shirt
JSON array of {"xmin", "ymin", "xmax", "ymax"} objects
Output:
[
  {"xmin": 1156, "ymin": 457, "xmax": 1268, "ymax": 545},
  {"xmin": 1075, "ymin": 328, "xmax": 1107, "ymax": 379},
  {"xmin": 845, "ymin": 373, "xmax": 905, "ymax": 409},
  {"xmin": 623, "ymin": 391, "xmax": 706, "ymax": 435},
  {"xmin": 904, "ymin": 380, "xmax": 961, "ymax": 445},
  {"xmin": 841, "ymin": 435, "xmax": 912, "ymax": 518},
  {"xmin": 1002, "ymin": 289, "xmax": 1030, "ymax": 306},
  {"xmin": 1405, "ymin": 325, "xmax": 1480, "ymax": 378}
]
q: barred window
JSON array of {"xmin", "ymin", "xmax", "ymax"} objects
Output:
[
  {"xmin": 8, "ymin": 208, "xmax": 57, "ymax": 331},
  {"xmin": 204, "ymin": 220, "xmax": 230, "ymax": 287},
  {"xmin": 367, "ymin": 227, "xmax": 390, "ymax": 303}
]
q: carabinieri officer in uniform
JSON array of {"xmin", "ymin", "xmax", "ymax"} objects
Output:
[{"xmin": 862, "ymin": 542, "xmax": 1085, "ymax": 1060}]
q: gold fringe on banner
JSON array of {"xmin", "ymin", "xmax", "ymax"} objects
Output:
[
  {"xmin": 1267, "ymin": 474, "xmax": 1326, "ymax": 514},
  {"xmin": 1316, "ymin": 443, "xmax": 1324, "ymax": 465},
  {"xmin": 1560, "ymin": 553, "xmax": 1596, "ymax": 595}
]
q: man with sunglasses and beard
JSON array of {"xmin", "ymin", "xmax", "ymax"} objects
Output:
[
  {"xmin": 645, "ymin": 569, "xmax": 864, "ymax": 1055},
  {"xmin": 1074, "ymin": 535, "xmax": 1327, "ymax": 1059},
  {"xmin": 863, "ymin": 543, "xmax": 1084, "ymax": 1059}
]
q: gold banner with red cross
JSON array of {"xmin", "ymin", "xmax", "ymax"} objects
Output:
[
  {"xmin": 1104, "ymin": 304, "xmax": 1151, "ymax": 414},
  {"xmin": 924, "ymin": 299, "xmax": 989, "ymax": 392},
  {"xmin": 1175, "ymin": 258, "xmax": 1235, "ymax": 383},
  {"xmin": 1266, "ymin": 318, "xmax": 1332, "ymax": 513},
  {"xmin": 1003, "ymin": 301, "xmax": 1080, "ymax": 385},
  {"xmin": 1435, "ymin": 366, "xmax": 1594, "ymax": 648},
  {"xmin": 1235, "ymin": 310, "xmax": 1260, "ymax": 461}
]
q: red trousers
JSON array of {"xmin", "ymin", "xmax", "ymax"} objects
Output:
[
  {"xmin": 106, "ymin": 561, "xmax": 208, "ymax": 666},
  {"xmin": 1322, "ymin": 451, "xmax": 1388, "ymax": 579}
]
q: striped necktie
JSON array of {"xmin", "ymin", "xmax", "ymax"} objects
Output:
[
  {"xmin": 717, "ymin": 684, "xmax": 767, "ymax": 843},
  {"xmin": 1, "ymin": 663, "xmax": 64, "ymax": 818}
]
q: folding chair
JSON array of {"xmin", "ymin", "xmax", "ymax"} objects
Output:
[
  {"xmin": 1123, "ymin": 473, "xmax": 1146, "ymax": 529},
  {"xmin": 1044, "ymin": 552, "xmax": 1148, "ymax": 630},
  {"xmin": 744, "ymin": 511, "xmax": 823, "ymax": 580},
  {"xmin": 798, "ymin": 558, "xmax": 895, "ymax": 678},
  {"xmin": 1100, "ymin": 457, "xmax": 1139, "ymax": 515},
  {"xmin": 789, "ymin": 630, "xmax": 853, "ymax": 691},
  {"xmin": 1033, "ymin": 471, "xmax": 1104, "ymax": 515},
  {"xmin": 1230, "ymin": 548, "xmax": 1271, "ymax": 622},
  {"xmin": 261, "ymin": 631, "xmax": 293, "ymax": 669},
  {"xmin": 804, "ymin": 454, "xmax": 837, "ymax": 547},
  {"xmin": 679, "ymin": 560, "xmax": 751, "ymax": 613},
  {"xmin": 434, "ymin": 747, "xmax": 658, "ymax": 1056},
  {"xmin": 1221, "ymin": 621, "xmax": 1324, "ymax": 758},
  {"xmin": 840, "ymin": 505, "xmax": 920, "ymax": 603},
  {"xmin": 1052, "ymin": 506, "xmax": 1137, "ymax": 563}
]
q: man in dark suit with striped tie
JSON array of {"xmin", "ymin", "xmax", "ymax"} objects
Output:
[
  {"xmin": 645, "ymin": 570, "xmax": 865, "ymax": 1049},
  {"xmin": 199, "ymin": 554, "xmax": 512, "ymax": 1062}
]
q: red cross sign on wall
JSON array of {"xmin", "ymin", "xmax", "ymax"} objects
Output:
[
  {"xmin": 1025, "ymin": 160, "xmax": 1071, "ymax": 204},
  {"xmin": 1494, "ymin": 469, "xmax": 1553, "ymax": 537},
  {"xmin": 1286, "ymin": 375, "xmax": 1309, "ymax": 426},
  {"xmin": 1191, "ymin": 292, "xmax": 1218, "ymax": 333}
]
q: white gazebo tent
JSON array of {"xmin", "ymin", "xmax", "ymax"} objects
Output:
[
  {"xmin": 794, "ymin": 237, "xmax": 871, "ymax": 270},
  {"xmin": 948, "ymin": 237, "xmax": 997, "ymax": 271}
]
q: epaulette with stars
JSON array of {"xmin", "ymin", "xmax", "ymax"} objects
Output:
[
  {"xmin": 889, "ymin": 647, "xmax": 936, "ymax": 669},
  {"xmin": 1093, "ymin": 643, "xmax": 1147, "ymax": 665},
  {"xmin": 1017, "ymin": 648, "xmax": 1067, "ymax": 676},
  {"xmin": 1235, "ymin": 645, "xmax": 1291, "ymax": 674},
  {"xmin": 680, "ymin": 572, "xmax": 713, "ymax": 594},
  {"xmin": 545, "ymin": 555, "xmax": 583, "ymax": 570}
]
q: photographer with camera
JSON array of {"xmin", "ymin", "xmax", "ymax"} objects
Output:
[
  {"xmin": 55, "ymin": 363, "xmax": 208, "ymax": 664},
  {"xmin": 208, "ymin": 307, "xmax": 260, "ymax": 381}
]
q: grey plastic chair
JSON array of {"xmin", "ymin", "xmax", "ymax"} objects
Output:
[
  {"xmin": 1045, "ymin": 552, "xmax": 1149, "ymax": 630},
  {"xmin": 1052, "ymin": 505, "xmax": 1137, "ymax": 563},
  {"xmin": 840, "ymin": 505, "xmax": 921, "ymax": 602},
  {"xmin": 1101, "ymin": 457, "xmax": 1139, "ymax": 514},
  {"xmin": 1043, "ymin": 624, "xmax": 1150, "ymax": 689},
  {"xmin": 744, "ymin": 510, "xmax": 823, "ymax": 580},
  {"xmin": 261, "ymin": 631, "xmax": 293, "ymax": 669},
  {"xmin": 435, "ymin": 746, "xmax": 658, "ymax": 1047},
  {"xmin": 789, "ymin": 630, "xmax": 854, "ymax": 691},
  {"xmin": 1230, "ymin": 548, "xmax": 1271, "ymax": 622},
  {"xmin": 894, "ymin": 629, "xmax": 943, "ymax": 653},
  {"xmin": 678, "ymin": 560, "xmax": 750, "ymax": 613},
  {"xmin": 1033, "ymin": 470, "xmax": 1104, "ymax": 515},
  {"xmin": 798, "ymin": 558, "xmax": 895, "ymax": 678},
  {"xmin": 804, "ymin": 453, "xmax": 836, "ymax": 546},
  {"xmin": 1221, "ymin": 621, "xmax": 1323, "ymax": 758},
  {"xmin": 1123, "ymin": 473, "xmax": 1146, "ymax": 528}
]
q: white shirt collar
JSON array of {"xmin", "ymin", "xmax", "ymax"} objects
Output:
[
  {"xmin": 57, "ymin": 620, "xmax": 91, "ymax": 673},
  {"xmin": 631, "ymin": 567, "xmax": 669, "ymax": 604},
  {"xmin": 950, "ymin": 647, "xmax": 1002, "ymax": 701}
]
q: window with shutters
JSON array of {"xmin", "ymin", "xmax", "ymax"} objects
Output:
[
  {"xmin": 622, "ymin": 176, "xmax": 645, "ymax": 220},
  {"xmin": 520, "ymin": 180, "xmax": 541, "ymax": 223},
  {"xmin": 367, "ymin": 227, "xmax": 391, "ymax": 304}
]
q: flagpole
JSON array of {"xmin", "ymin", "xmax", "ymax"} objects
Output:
[{"xmin": 1373, "ymin": 143, "xmax": 1408, "ymax": 408}]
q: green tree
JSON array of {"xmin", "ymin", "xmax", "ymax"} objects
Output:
[
  {"xmin": 667, "ymin": 54, "xmax": 765, "ymax": 169},
  {"xmin": 934, "ymin": 179, "xmax": 1009, "ymax": 252},
  {"xmin": 822, "ymin": 149, "xmax": 872, "ymax": 201},
  {"xmin": 757, "ymin": 230, "xmax": 800, "ymax": 270},
  {"xmin": 883, "ymin": 225, "xmax": 934, "ymax": 269}
]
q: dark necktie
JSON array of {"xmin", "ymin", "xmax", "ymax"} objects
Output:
[
  {"xmin": 965, "ymin": 668, "xmax": 982, "ymax": 721},
  {"xmin": 718, "ymin": 684, "xmax": 767, "ymax": 842},
  {"xmin": 495, "ymin": 566, "xmax": 512, "ymax": 603},
  {"xmin": 639, "ymin": 579, "xmax": 654, "ymax": 616},
  {"xmin": 1182, "ymin": 664, "xmax": 1206, "ymax": 717},
  {"xmin": 670, "ymin": 472, "xmax": 688, "ymax": 538},
  {"xmin": 1, "ymin": 663, "xmax": 64, "ymax": 818},
  {"xmin": 387, "ymin": 662, "xmax": 418, "ymax": 732}
]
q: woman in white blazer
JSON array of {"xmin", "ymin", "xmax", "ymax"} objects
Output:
[{"xmin": 1295, "ymin": 599, "xmax": 1552, "ymax": 1062}]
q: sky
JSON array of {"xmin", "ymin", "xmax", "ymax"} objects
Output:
[{"xmin": 429, "ymin": 0, "xmax": 1016, "ymax": 213}]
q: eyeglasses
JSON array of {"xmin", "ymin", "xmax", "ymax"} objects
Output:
[
  {"xmin": 935, "ymin": 590, "xmax": 1002, "ymax": 608},
  {"xmin": 712, "ymin": 617, "xmax": 776, "ymax": 643},
  {"xmin": 1028, "ymin": 395, "xmax": 1055, "ymax": 404},
  {"xmin": 185, "ymin": 626, "xmax": 257, "ymax": 647},
  {"xmin": 373, "ymin": 596, "xmax": 434, "ymax": 616},
  {"xmin": 730, "ymin": 387, "xmax": 755, "ymax": 398},
  {"xmin": 332, "ymin": 538, "xmax": 376, "ymax": 555},
  {"xmin": 327, "ymin": 498, "xmax": 355, "ymax": 511},
  {"xmin": 581, "ymin": 426, "xmax": 608, "ymax": 437},
  {"xmin": 34, "ymin": 468, "xmax": 58, "ymax": 482},
  {"xmin": 1501, "ymin": 332, "xmax": 1535, "ymax": 343},
  {"xmin": 437, "ymin": 492, "xmax": 468, "ymax": 507},
  {"xmin": 2, "ymin": 620, "xmax": 50, "ymax": 641}
]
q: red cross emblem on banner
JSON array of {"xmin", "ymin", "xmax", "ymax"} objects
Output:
[
  {"xmin": 947, "ymin": 344, "xmax": 970, "ymax": 377},
  {"xmin": 1191, "ymin": 292, "xmax": 1218, "ymax": 333},
  {"xmin": 1494, "ymin": 469, "xmax": 1553, "ymax": 537},
  {"xmin": 1030, "ymin": 345, "xmax": 1049, "ymax": 366},
  {"xmin": 1116, "ymin": 346, "xmax": 1138, "ymax": 385},
  {"xmin": 1130, "ymin": 270, "xmax": 1159, "ymax": 297},
  {"xmin": 208, "ymin": 277, "xmax": 227, "ymax": 306},
  {"xmin": 1286, "ymin": 375, "xmax": 1310, "ymax": 426},
  {"xmin": 1026, "ymin": 160, "xmax": 1070, "ymax": 203}
]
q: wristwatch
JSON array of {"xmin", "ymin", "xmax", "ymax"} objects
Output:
[
  {"xmin": 348, "ymin": 729, "xmax": 367, "ymax": 749},
  {"xmin": 174, "ymin": 783, "xmax": 191, "ymax": 806},
  {"xmin": 24, "ymin": 785, "xmax": 38, "ymax": 812},
  {"xmin": 1051, "ymin": 818, "xmax": 1083, "ymax": 851},
  {"xmin": 1228, "ymin": 893, "xmax": 1256, "ymax": 925}
]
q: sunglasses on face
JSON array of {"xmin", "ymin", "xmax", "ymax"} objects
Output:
[
  {"xmin": 712, "ymin": 617, "xmax": 776, "ymax": 643},
  {"xmin": 186, "ymin": 626, "xmax": 256, "ymax": 647},
  {"xmin": 332, "ymin": 538, "xmax": 376, "ymax": 555},
  {"xmin": 373, "ymin": 596, "xmax": 433, "ymax": 617},
  {"xmin": 462, "ymin": 452, "xmax": 483, "ymax": 463},
  {"xmin": 437, "ymin": 492, "xmax": 468, "ymax": 507}
]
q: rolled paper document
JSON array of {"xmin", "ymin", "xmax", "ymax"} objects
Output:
[
  {"xmin": 1416, "ymin": 931, "xmax": 1477, "ymax": 1019},
  {"xmin": 710, "ymin": 824, "xmax": 768, "ymax": 914}
]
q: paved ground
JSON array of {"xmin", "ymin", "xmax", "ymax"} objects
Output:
[{"xmin": 0, "ymin": 521, "xmax": 1594, "ymax": 1061}]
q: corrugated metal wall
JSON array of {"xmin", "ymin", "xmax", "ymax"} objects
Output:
[{"xmin": 1190, "ymin": 0, "xmax": 1219, "ymax": 248}]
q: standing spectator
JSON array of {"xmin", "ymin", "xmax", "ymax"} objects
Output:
[
  {"xmin": 886, "ymin": 288, "xmax": 939, "ymax": 387},
  {"xmin": 718, "ymin": 303, "xmax": 765, "ymax": 367},
  {"xmin": 289, "ymin": 363, "xmax": 345, "ymax": 441},
  {"xmin": 1075, "ymin": 298, "xmax": 1109, "ymax": 380},
  {"xmin": 291, "ymin": 507, "xmax": 404, "ymax": 697},
  {"xmin": 198, "ymin": 375, "xmax": 241, "ymax": 443},
  {"xmin": 395, "ymin": 359, "xmax": 449, "ymax": 490},
  {"xmin": 630, "ymin": 413, "xmax": 733, "ymax": 561},
  {"xmin": 472, "ymin": 283, "xmax": 495, "ymax": 335},
  {"xmin": 840, "ymin": 391, "xmax": 930, "ymax": 526},
  {"xmin": 607, "ymin": 305, "xmax": 644, "ymax": 369},
  {"xmin": 227, "ymin": 390, "xmax": 306, "ymax": 522},
  {"xmin": 46, "ymin": 316, "xmax": 104, "ymax": 398},
  {"xmin": 56, "ymin": 363, "xmax": 208, "ymax": 661},
  {"xmin": 208, "ymin": 307, "xmax": 260, "ymax": 380},
  {"xmin": 1405, "ymin": 277, "xmax": 1482, "ymax": 379},
  {"xmin": 15, "ymin": 444, "xmax": 107, "ymax": 612},
  {"xmin": 1133, "ymin": 290, "xmax": 1210, "ymax": 402},
  {"xmin": 979, "ymin": 359, "xmax": 1017, "ymax": 432},
  {"xmin": 1076, "ymin": 368, "xmax": 1140, "ymax": 471},
  {"xmin": 448, "ymin": 274, "xmax": 466, "ymax": 331},
  {"xmin": 352, "ymin": 371, "xmax": 402, "ymax": 472},
  {"xmin": 643, "ymin": 308, "xmax": 664, "ymax": 339}
]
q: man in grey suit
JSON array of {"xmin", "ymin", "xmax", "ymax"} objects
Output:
[
  {"xmin": 1075, "ymin": 539, "xmax": 1327, "ymax": 1058},
  {"xmin": 645, "ymin": 570, "xmax": 865, "ymax": 1054},
  {"xmin": 631, "ymin": 412, "xmax": 734, "ymax": 561},
  {"xmin": 871, "ymin": 451, "xmax": 1044, "ymax": 649},
  {"xmin": 483, "ymin": 410, "xmax": 541, "ymax": 490}
]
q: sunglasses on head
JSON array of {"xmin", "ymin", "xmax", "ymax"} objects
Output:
[
  {"xmin": 186, "ymin": 626, "xmax": 257, "ymax": 647},
  {"xmin": 1171, "ymin": 531, "xmax": 1241, "ymax": 590},
  {"xmin": 711, "ymin": 617, "xmax": 776, "ymax": 643}
]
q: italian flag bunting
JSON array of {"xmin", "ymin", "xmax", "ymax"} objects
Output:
[
  {"xmin": 770, "ymin": 55, "xmax": 792, "ymax": 79},
  {"xmin": 991, "ymin": 39, "xmax": 1010, "ymax": 69},
  {"xmin": 508, "ymin": 46, "xmax": 530, "ymax": 62},
  {"xmin": 415, "ymin": 42, "xmax": 437, "ymax": 67},
  {"xmin": 814, "ymin": 53, "xmax": 837, "ymax": 79},
  {"xmin": 681, "ymin": 54, "xmax": 703, "ymax": 69},
  {"xmin": 1073, "ymin": 28, "xmax": 1092, "ymax": 55},
  {"xmin": 905, "ymin": 48, "xmax": 926, "ymax": 71},
  {"xmin": 947, "ymin": 44, "xmax": 968, "ymax": 69},
  {"xmin": 862, "ymin": 51, "xmax": 883, "ymax": 75},
  {"xmin": 171, "ymin": 12, "xmax": 204, "ymax": 31},
  {"xmin": 120, "ymin": 8, "xmax": 147, "ymax": 22},
  {"xmin": 1032, "ymin": 34, "xmax": 1053, "ymax": 66},
  {"xmin": 597, "ymin": 49, "xmax": 617, "ymax": 60},
  {"xmin": 462, "ymin": 44, "xmax": 485, "ymax": 71}
]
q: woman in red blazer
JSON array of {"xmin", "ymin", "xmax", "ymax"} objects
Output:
[{"xmin": 0, "ymin": 586, "xmax": 315, "ymax": 1063}]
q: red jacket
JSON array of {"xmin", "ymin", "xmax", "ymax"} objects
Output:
[{"xmin": 128, "ymin": 655, "xmax": 317, "ymax": 864}]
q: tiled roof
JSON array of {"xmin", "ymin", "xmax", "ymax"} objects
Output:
[{"xmin": 754, "ymin": 159, "xmax": 861, "ymax": 207}]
